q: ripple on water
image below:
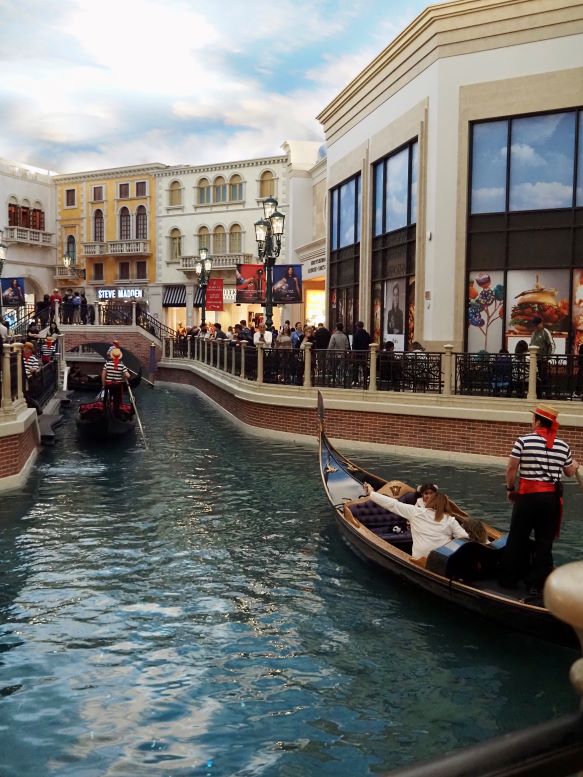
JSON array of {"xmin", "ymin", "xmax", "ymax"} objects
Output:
[{"xmin": 0, "ymin": 387, "xmax": 580, "ymax": 776}]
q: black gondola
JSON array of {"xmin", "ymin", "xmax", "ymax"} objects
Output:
[
  {"xmin": 76, "ymin": 386, "xmax": 136, "ymax": 439},
  {"xmin": 317, "ymin": 393, "xmax": 577, "ymax": 649},
  {"xmin": 68, "ymin": 368, "xmax": 141, "ymax": 392},
  {"xmin": 67, "ymin": 342, "xmax": 142, "ymax": 391}
]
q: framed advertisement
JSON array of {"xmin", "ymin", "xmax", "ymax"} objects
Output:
[
  {"xmin": 205, "ymin": 279, "xmax": 223, "ymax": 311},
  {"xmin": 383, "ymin": 277, "xmax": 405, "ymax": 351},
  {"xmin": 467, "ymin": 271, "xmax": 505, "ymax": 353},
  {"xmin": 272, "ymin": 265, "xmax": 302, "ymax": 303},
  {"xmin": 236, "ymin": 264, "xmax": 266, "ymax": 304},
  {"xmin": 1, "ymin": 277, "xmax": 26, "ymax": 306}
]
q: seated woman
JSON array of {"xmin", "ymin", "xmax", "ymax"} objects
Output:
[{"xmin": 363, "ymin": 484, "xmax": 469, "ymax": 561}]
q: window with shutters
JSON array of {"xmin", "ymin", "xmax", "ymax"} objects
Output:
[
  {"xmin": 229, "ymin": 224, "xmax": 242, "ymax": 253},
  {"xmin": 94, "ymin": 209, "xmax": 104, "ymax": 242},
  {"xmin": 119, "ymin": 207, "xmax": 131, "ymax": 240},
  {"xmin": 213, "ymin": 225, "xmax": 226, "ymax": 254},
  {"xmin": 169, "ymin": 180, "xmax": 182, "ymax": 206},
  {"xmin": 197, "ymin": 178, "xmax": 211, "ymax": 205},
  {"xmin": 136, "ymin": 206, "xmax": 147, "ymax": 239},
  {"xmin": 135, "ymin": 181, "xmax": 147, "ymax": 197}
]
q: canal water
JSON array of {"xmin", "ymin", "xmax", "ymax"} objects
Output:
[{"xmin": 0, "ymin": 386, "xmax": 581, "ymax": 777}]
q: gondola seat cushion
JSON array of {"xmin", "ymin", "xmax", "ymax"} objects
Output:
[
  {"xmin": 426, "ymin": 539, "xmax": 502, "ymax": 581},
  {"xmin": 346, "ymin": 500, "xmax": 412, "ymax": 544}
]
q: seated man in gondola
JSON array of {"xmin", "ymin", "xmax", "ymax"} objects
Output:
[{"xmin": 101, "ymin": 347, "xmax": 130, "ymax": 412}]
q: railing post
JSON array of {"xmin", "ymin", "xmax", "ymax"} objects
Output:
[
  {"xmin": 240, "ymin": 343, "xmax": 246, "ymax": 379},
  {"xmin": 528, "ymin": 345, "xmax": 538, "ymax": 401},
  {"xmin": 303, "ymin": 342, "xmax": 313, "ymax": 388},
  {"xmin": 187, "ymin": 336, "xmax": 191, "ymax": 360},
  {"xmin": 223, "ymin": 340, "xmax": 228, "ymax": 372},
  {"xmin": 169, "ymin": 337, "xmax": 174, "ymax": 359},
  {"xmin": 131, "ymin": 301, "xmax": 137, "ymax": 326},
  {"xmin": 443, "ymin": 344, "xmax": 453, "ymax": 396},
  {"xmin": 257, "ymin": 343, "xmax": 264, "ymax": 384},
  {"xmin": 368, "ymin": 343, "xmax": 378, "ymax": 392},
  {"xmin": 14, "ymin": 343, "xmax": 24, "ymax": 401},
  {"xmin": 1, "ymin": 344, "xmax": 12, "ymax": 410},
  {"xmin": 231, "ymin": 344, "xmax": 236, "ymax": 375}
]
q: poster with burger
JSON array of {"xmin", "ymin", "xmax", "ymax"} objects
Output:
[{"xmin": 506, "ymin": 270, "xmax": 569, "ymax": 353}]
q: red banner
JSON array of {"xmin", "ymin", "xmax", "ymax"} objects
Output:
[{"xmin": 205, "ymin": 278, "xmax": 223, "ymax": 311}]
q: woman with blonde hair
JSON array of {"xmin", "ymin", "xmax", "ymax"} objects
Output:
[{"xmin": 363, "ymin": 483, "xmax": 469, "ymax": 561}]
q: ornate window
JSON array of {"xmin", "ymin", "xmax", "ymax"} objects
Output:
[
  {"xmin": 213, "ymin": 225, "xmax": 226, "ymax": 254},
  {"xmin": 136, "ymin": 205, "xmax": 147, "ymax": 239},
  {"xmin": 31, "ymin": 201, "xmax": 44, "ymax": 231},
  {"xmin": 229, "ymin": 224, "xmax": 242, "ymax": 253},
  {"xmin": 20, "ymin": 199, "xmax": 30, "ymax": 228},
  {"xmin": 170, "ymin": 228, "xmax": 182, "ymax": 260},
  {"xmin": 214, "ymin": 176, "xmax": 227, "ymax": 203},
  {"xmin": 65, "ymin": 188, "xmax": 76, "ymax": 207},
  {"xmin": 259, "ymin": 170, "xmax": 275, "ymax": 198},
  {"xmin": 93, "ymin": 209, "xmax": 104, "ymax": 242},
  {"xmin": 198, "ymin": 178, "xmax": 211, "ymax": 205},
  {"xmin": 229, "ymin": 174, "xmax": 243, "ymax": 201},
  {"xmin": 135, "ymin": 181, "xmax": 147, "ymax": 197},
  {"xmin": 119, "ymin": 207, "xmax": 131, "ymax": 240},
  {"xmin": 169, "ymin": 180, "xmax": 182, "ymax": 207},
  {"xmin": 118, "ymin": 182, "xmax": 130, "ymax": 199},
  {"xmin": 198, "ymin": 226, "xmax": 210, "ymax": 252},
  {"xmin": 92, "ymin": 185, "xmax": 104, "ymax": 201},
  {"xmin": 329, "ymin": 173, "xmax": 361, "ymax": 330},
  {"xmin": 8, "ymin": 197, "xmax": 18, "ymax": 226}
]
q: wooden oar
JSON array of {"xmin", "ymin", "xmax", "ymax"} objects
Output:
[
  {"xmin": 128, "ymin": 367, "xmax": 155, "ymax": 388},
  {"xmin": 125, "ymin": 380, "xmax": 148, "ymax": 450}
]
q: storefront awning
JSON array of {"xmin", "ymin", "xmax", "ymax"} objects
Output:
[
  {"xmin": 193, "ymin": 286, "xmax": 204, "ymax": 307},
  {"xmin": 163, "ymin": 285, "xmax": 186, "ymax": 307}
]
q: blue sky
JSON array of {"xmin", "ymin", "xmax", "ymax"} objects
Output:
[{"xmin": 0, "ymin": 0, "xmax": 445, "ymax": 173}]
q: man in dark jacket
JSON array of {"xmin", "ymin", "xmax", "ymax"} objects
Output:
[
  {"xmin": 313, "ymin": 323, "xmax": 331, "ymax": 350},
  {"xmin": 352, "ymin": 321, "xmax": 372, "ymax": 387}
]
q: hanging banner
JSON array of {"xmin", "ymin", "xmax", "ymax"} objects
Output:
[
  {"xmin": 272, "ymin": 265, "xmax": 303, "ymax": 303},
  {"xmin": 236, "ymin": 264, "xmax": 266, "ymax": 304},
  {"xmin": 1, "ymin": 277, "xmax": 26, "ymax": 306},
  {"xmin": 206, "ymin": 278, "xmax": 224, "ymax": 311}
]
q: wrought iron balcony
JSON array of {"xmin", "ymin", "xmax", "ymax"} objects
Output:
[
  {"xmin": 179, "ymin": 253, "xmax": 254, "ymax": 272},
  {"xmin": 4, "ymin": 226, "xmax": 54, "ymax": 246}
]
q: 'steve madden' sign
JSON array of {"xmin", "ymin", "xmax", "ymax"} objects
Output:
[{"xmin": 97, "ymin": 288, "xmax": 144, "ymax": 300}]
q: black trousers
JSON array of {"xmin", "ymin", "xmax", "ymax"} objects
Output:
[{"xmin": 501, "ymin": 491, "xmax": 559, "ymax": 589}]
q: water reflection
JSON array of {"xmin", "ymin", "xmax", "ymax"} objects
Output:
[{"xmin": 0, "ymin": 387, "xmax": 579, "ymax": 776}]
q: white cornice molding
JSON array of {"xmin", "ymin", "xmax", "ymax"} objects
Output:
[
  {"xmin": 54, "ymin": 163, "xmax": 168, "ymax": 183},
  {"xmin": 154, "ymin": 155, "xmax": 288, "ymax": 178}
]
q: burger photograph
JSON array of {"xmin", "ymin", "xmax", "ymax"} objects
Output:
[{"xmin": 506, "ymin": 270, "xmax": 569, "ymax": 336}]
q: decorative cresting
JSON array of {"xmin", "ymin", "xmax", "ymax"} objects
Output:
[{"xmin": 545, "ymin": 562, "xmax": 583, "ymax": 698}]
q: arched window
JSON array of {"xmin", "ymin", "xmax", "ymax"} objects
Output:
[
  {"xmin": 8, "ymin": 196, "xmax": 19, "ymax": 227},
  {"xmin": 169, "ymin": 180, "xmax": 182, "ymax": 207},
  {"xmin": 66, "ymin": 235, "xmax": 76, "ymax": 264},
  {"xmin": 170, "ymin": 228, "xmax": 182, "ymax": 260},
  {"xmin": 198, "ymin": 178, "xmax": 211, "ymax": 205},
  {"xmin": 31, "ymin": 200, "xmax": 45, "ymax": 231},
  {"xmin": 20, "ymin": 198, "xmax": 30, "ymax": 228},
  {"xmin": 229, "ymin": 224, "xmax": 242, "ymax": 253},
  {"xmin": 229, "ymin": 174, "xmax": 243, "ymax": 201},
  {"xmin": 259, "ymin": 170, "xmax": 275, "ymax": 198},
  {"xmin": 198, "ymin": 226, "xmax": 210, "ymax": 252},
  {"xmin": 93, "ymin": 209, "xmax": 104, "ymax": 242},
  {"xmin": 136, "ymin": 205, "xmax": 147, "ymax": 239},
  {"xmin": 214, "ymin": 176, "xmax": 227, "ymax": 203},
  {"xmin": 213, "ymin": 225, "xmax": 226, "ymax": 254},
  {"xmin": 119, "ymin": 206, "xmax": 131, "ymax": 240}
]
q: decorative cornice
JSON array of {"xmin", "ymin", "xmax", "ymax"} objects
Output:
[
  {"xmin": 154, "ymin": 155, "xmax": 288, "ymax": 178},
  {"xmin": 53, "ymin": 163, "xmax": 168, "ymax": 183}
]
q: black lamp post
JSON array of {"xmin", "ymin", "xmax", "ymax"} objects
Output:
[
  {"xmin": 254, "ymin": 196, "xmax": 285, "ymax": 330},
  {"xmin": 0, "ymin": 229, "xmax": 6, "ymax": 324},
  {"xmin": 195, "ymin": 247, "xmax": 212, "ymax": 326}
]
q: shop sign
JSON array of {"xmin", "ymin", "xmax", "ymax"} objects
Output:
[
  {"xmin": 223, "ymin": 287, "xmax": 236, "ymax": 303},
  {"xmin": 97, "ymin": 287, "xmax": 145, "ymax": 300},
  {"xmin": 304, "ymin": 254, "xmax": 327, "ymax": 278},
  {"xmin": 206, "ymin": 279, "xmax": 223, "ymax": 311}
]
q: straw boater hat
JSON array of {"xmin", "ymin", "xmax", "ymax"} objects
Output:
[
  {"xmin": 110, "ymin": 348, "xmax": 122, "ymax": 359},
  {"xmin": 23, "ymin": 341, "xmax": 34, "ymax": 351},
  {"xmin": 533, "ymin": 403, "xmax": 559, "ymax": 423}
]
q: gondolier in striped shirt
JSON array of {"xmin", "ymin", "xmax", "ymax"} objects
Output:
[
  {"xmin": 501, "ymin": 403, "xmax": 579, "ymax": 598},
  {"xmin": 101, "ymin": 347, "xmax": 130, "ymax": 409},
  {"xmin": 40, "ymin": 337, "xmax": 57, "ymax": 364}
]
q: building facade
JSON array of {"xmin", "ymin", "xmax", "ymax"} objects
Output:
[
  {"xmin": 53, "ymin": 164, "xmax": 166, "ymax": 313},
  {"xmin": 0, "ymin": 158, "xmax": 56, "ymax": 324},
  {"xmin": 317, "ymin": 0, "xmax": 583, "ymax": 353}
]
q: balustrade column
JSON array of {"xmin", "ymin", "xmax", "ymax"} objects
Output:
[
  {"xmin": 240, "ymin": 343, "xmax": 246, "ymax": 379},
  {"xmin": 257, "ymin": 343, "xmax": 264, "ymax": 384},
  {"xmin": 231, "ymin": 344, "xmax": 237, "ymax": 375},
  {"xmin": 528, "ymin": 345, "xmax": 538, "ymax": 401},
  {"xmin": 223, "ymin": 340, "xmax": 228, "ymax": 372},
  {"xmin": 443, "ymin": 344, "xmax": 453, "ymax": 397},
  {"xmin": 2, "ymin": 344, "xmax": 12, "ymax": 409},
  {"xmin": 303, "ymin": 342, "xmax": 313, "ymax": 388},
  {"xmin": 368, "ymin": 343, "xmax": 378, "ymax": 392},
  {"xmin": 131, "ymin": 302, "xmax": 136, "ymax": 326},
  {"xmin": 187, "ymin": 336, "xmax": 191, "ymax": 359},
  {"xmin": 169, "ymin": 337, "xmax": 174, "ymax": 359},
  {"xmin": 14, "ymin": 343, "xmax": 24, "ymax": 401}
]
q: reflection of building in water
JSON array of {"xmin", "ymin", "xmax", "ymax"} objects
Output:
[{"xmin": 318, "ymin": 0, "xmax": 583, "ymax": 353}]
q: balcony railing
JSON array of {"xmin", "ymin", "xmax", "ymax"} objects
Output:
[
  {"xmin": 179, "ymin": 253, "xmax": 254, "ymax": 271},
  {"xmin": 4, "ymin": 226, "xmax": 54, "ymax": 246},
  {"xmin": 82, "ymin": 240, "xmax": 150, "ymax": 256},
  {"xmin": 55, "ymin": 265, "xmax": 86, "ymax": 279}
]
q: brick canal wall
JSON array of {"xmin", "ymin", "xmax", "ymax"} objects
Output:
[
  {"xmin": 62, "ymin": 328, "xmax": 161, "ymax": 368},
  {"xmin": 157, "ymin": 364, "xmax": 583, "ymax": 461},
  {"xmin": 0, "ymin": 411, "xmax": 39, "ymax": 487}
]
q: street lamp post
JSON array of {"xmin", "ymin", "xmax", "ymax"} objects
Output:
[
  {"xmin": 194, "ymin": 247, "xmax": 213, "ymax": 326},
  {"xmin": 0, "ymin": 229, "xmax": 7, "ymax": 324},
  {"xmin": 63, "ymin": 253, "xmax": 72, "ymax": 270},
  {"xmin": 254, "ymin": 197, "xmax": 285, "ymax": 330}
]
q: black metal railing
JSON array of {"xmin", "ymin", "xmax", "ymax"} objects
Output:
[
  {"xmin": 141, "ymin": 313, "xmax": 176, "ymax": 342},
  {"xmin": 262, "ymin": 349, "xmax": 304, "ymax": 385},
  {"xmin": 9, "ymin": 304, "xmax": 37, "ymax": 337},
  {"xmin": 378, "ymin": 351, "xmax": 443, "ymax": 393},
  {"xmin": 26, "ymin": 360, "xmax": 58, "ymax": 408},
  {"xmin": 455, "ymin": 353, "xmax": 530, "ymax": 399}
]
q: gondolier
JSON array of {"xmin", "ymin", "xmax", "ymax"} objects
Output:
[
  {"xmin": 501, "ymin": 403, "xmax": 579, "ymax": 598},
  {"xmin": 101, "ymin": 347, "xmax": 130, "ymax": 408}
]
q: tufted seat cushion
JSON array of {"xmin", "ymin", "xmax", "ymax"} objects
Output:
[{"xmin": 348, "ymin": 500, "xmax": 412, "ymax": 545}]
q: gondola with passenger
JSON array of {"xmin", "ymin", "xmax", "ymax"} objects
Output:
[{"xmin": 317, "ymin": 393, "xmax": 577, "ymax": 649}]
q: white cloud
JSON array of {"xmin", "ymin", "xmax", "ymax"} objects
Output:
[
  {"xmin": 510, "ymin": 143, "xmax": 545, "ymax": 167},
  {"xmin": 510, "ymin": 181, "xmax": 573, "ymax": 210}
]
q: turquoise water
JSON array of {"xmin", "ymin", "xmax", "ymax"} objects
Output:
[{"xmin": 0, "ymin": 386, "xmax": 581, "ymax": 776}]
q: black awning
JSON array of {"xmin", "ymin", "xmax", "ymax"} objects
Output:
[
  {"xmin": 163, "ymin": 285, "xmax": 186, "ymax": 307},
  {"xmin": 193, "ymin": 286, "xmax": 204, "ymax": 307}
]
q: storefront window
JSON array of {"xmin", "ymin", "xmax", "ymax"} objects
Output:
[
  {"xmin": 386, "ymin": 146, "xmax": 409, "ymax": 231},
  {"xmin": 577, "ymin": 112, "xmax": 583, "ymax": 207},
  {"xmin": 509, "ymin": 112, "xmax": 576, "ymax": 211},
  {"xmin": 339, "ymin": 178, "xmax": 356, "ymax": 248},
  {"xmin": 470, "ymin": 120, "xmax": 507, "ymax": 214}
]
